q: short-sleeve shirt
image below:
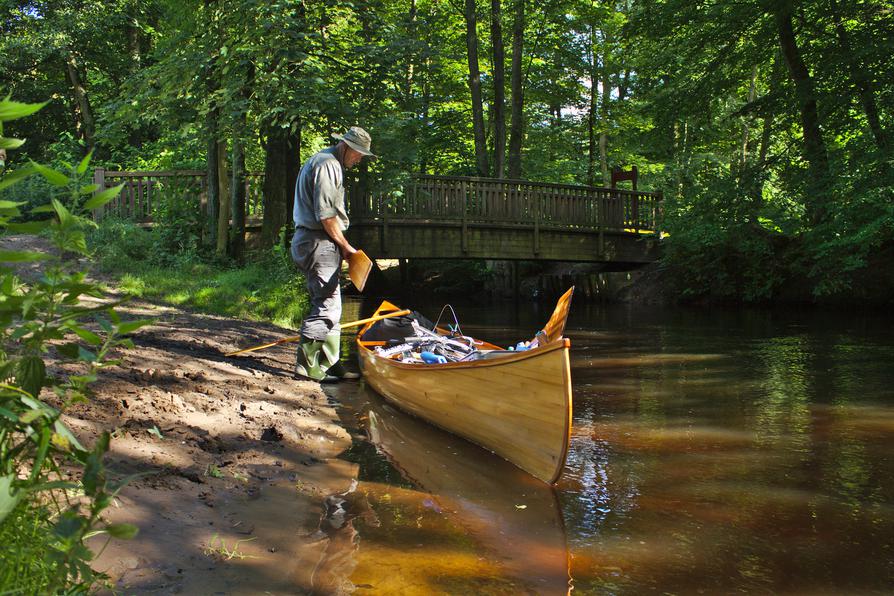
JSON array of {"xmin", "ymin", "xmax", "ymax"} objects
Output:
[{"xmin": 293, "ymin": 146, "xmax": 349, "ymax": 231}]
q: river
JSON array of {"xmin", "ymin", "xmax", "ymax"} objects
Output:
[{"xmin": 324, "ymin": 297, "xmax": 894, "ymax": 594}]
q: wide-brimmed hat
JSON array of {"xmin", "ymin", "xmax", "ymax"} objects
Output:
[{"xmin": 332, "ymin": 126, "xmax": 377, "ymax": 158}]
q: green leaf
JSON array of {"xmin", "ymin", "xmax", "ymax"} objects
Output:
[
  {"xmin": 0, "ymin": 98, "xmax": 47, "ymax": 121},
  {"xmin": 0, "ymin": 200, "xmax": 25, "ymax": 209},
  {"xmin": 53, "ymin": 419, "xmax": 85, "ymax": 451},
  {"xmin": 69, "ymin": 324, "xmax": 103, "ymax": 346},
  {"xmin": 83, "ymin": 183, "xmax": 125, "ymax": 210},
  {"xmin": 0, "ymin": 137, "xmax": 25, "ymax": 150},
  {"xmin": 76, "ymin": 150, "xmax": 94, "ymax": 175},
  {"xmin": 56, "ymin": 343, "xmax": 80, "ymax": 359},
  {"xmin": 0, "ymin": 165, "xmax": 36, "ymax": 191},
  {"xmin": 0, "ymin": 250, "xmax": 50, "ymax": 263},
  {"xmin": 7, "ymin": 220, "xmax": 52, "ymax": 234},
  {"xmin": 16, "ymin": 356, "xmax": 46, "ymax": 398},
  {"xmin": 51, "ymin": 198, "xmax": 75, "ymax": 227},
  {"xmin": 31, "ymin": 162, "xmax": 70, "ymax": 187},
  {"xmin": 0, "ymin": 474, "xmax": 23, "ymax": 524},
  {"xmin": 31, "ymin": 204, "xmax": 56, "ymax": 213},
  {"xmin": 77, "ymin": 347, "xmax": 97, "ymax": 362},
  {"xmin": 105, "ymin": 523, "xmax": 139, "ymax": 539},
  {"xmin": 116, "ymin": 319, "xmax": 153, "ymax": 335}
]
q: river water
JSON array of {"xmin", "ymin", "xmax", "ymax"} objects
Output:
[{"xmin": 327, "ymin": 297, "xmax": 894, "ymax": 594}]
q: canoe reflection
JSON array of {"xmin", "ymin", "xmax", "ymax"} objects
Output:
[{"xmin": 360, "ymin": 387, "xmax": 571, "ymax": 595}]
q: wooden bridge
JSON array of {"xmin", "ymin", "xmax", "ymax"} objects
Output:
[{"xmin": 93, "ymin": 169, "xmax": 662, "ymax": 265}]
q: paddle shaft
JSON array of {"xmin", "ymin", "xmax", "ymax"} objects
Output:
[{"xmin": 225, "ymin": 309, "xmax": 411, "ymax": 357}]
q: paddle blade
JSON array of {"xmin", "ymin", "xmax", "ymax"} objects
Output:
[{"xmin": 348, "ymin": 250, "xmax": 373, "ymax": 292}]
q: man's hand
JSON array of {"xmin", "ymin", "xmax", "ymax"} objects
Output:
[{"xmin": 320, "ymin": 216, "xmax": 358, "ymax": 260}]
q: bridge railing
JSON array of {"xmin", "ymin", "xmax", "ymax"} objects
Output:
[
  {"xmin": 92, "ymin": 169, "xmax": 661, "ymax": 234},
  {"xmin": 92, "ymin": 168, "xmax": 264, "ymax": 222},
  {"xmin": 347, "ymin": 174, "xmax": 661, "ymax": 233}
]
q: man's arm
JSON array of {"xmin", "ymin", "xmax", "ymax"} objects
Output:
[{"xmin": 320, "ymin": 216, "xmax": 357, "ymax": 260}]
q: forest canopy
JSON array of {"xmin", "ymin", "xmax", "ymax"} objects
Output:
[{"xmin": 2, "ymin": 0, "xmax": 892, "ymax": 302}]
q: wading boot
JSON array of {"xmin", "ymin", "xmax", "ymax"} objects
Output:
[
  {"xmin": 320, "ymin": 331, "xmax": 361, "ymax": 383},
  {"xmin": 294, "ymin": 336, "xmax": 339, "ymax": 383}
]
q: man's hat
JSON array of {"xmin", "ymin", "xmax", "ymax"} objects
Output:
[{"xmin": 332, "ymin": 126, "xmax": 376, "ymax": 159}]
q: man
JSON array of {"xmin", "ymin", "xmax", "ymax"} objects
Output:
[{"xmin": 291, "ymin": 126, "xmax": 375, "ymax": 382}]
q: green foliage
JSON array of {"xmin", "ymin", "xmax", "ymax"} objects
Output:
[
  {"xmin": 3, "ymin": 0, "xmax": 893, "ymax": 303},
  {"xmin": 0, "ymin": 96, "xmax": 145, "ymax": 593},
  {"xmin": 89, "ymin": 219, "xmax": 309, "ymax": 328}
]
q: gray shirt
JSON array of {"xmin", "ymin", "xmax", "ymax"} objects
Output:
[{"xmin": 293, "ymin": 146, "xmax": 349, "ymax": 231}]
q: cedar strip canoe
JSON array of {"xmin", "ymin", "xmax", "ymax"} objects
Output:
[{"xmin": 356, "ymin": 287, "xmax": 574, "ymax": 484}]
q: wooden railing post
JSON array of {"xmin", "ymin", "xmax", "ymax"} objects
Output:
[
  {"xmin": 461, "ymin": 179, "xmax": 468, "ymax": 254},
  {"xmin": 92, "ymin": 167, "xmax": 106, "ymax": 220},
  {"xmin": 533, "ymin": 186, "xmax": 540, "ymax": 256}
]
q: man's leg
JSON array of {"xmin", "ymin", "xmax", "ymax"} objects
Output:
[{"xmin": 291, "ymin": 230, "xmax": 356, "ymax": 381}]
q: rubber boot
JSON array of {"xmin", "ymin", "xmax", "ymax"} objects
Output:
[
  {"xmin": 321, "ymin": 331, "xmax": 360, "ymax": 383},
  {"xmin": 294, "ymin": 336, "xmax": 339, "ymax": 383}
]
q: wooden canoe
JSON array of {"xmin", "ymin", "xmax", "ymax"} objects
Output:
[{"xmin": 356, "ymin": 287, "xmax": 574, "ymax": 484}]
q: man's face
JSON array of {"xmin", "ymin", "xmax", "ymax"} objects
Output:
[{"xmin": 343, "ymin": 145, "xmax": 364, "ymax": 169}]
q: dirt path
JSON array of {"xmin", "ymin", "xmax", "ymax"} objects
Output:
[{"xmin": 5, "ymin": 237, "xmax": 360, "ymax": 594}]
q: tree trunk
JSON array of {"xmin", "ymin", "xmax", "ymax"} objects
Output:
[
  {"xmin": 507, "ymin": 0, "xmax": 525, "ymax": 180},
  {"xmin": 464, "ymin": 0, "xmax": 490, "ymax": 176},
  {"xmin": 230, "ymin": 136, "xmax": 246, "ymax": 261},
  {"xmin": 261, "ymin": 120, "xmax": 301, "ymax": 248},
  {"xmin": 587, "ymin": 25, "xmax": 597, "ymax": 186},
  {"xmin": 599, "ymin": 27, "xmax": 611, "ymax": 186},
  {"xmin": 491, "ymin": 0, "xmax": 506, "ymax": 178},
  {"xmin": 216, "ymin": 140, "xmax": 230, "ymax": 257},
  {"xmin": 774, "ymin": 3, "xmax": 829, "ymax": 220},
  {"xmin": 206, "ymin": 114, "xmax": 220, "ymax": 246},
  {"xmin": 738, "ymin": 66, "xmax": 758, "ymax": 178},
  {"xmin": 405, "ymin": 0, "xmax": 417, "ymax": 103},
  {"xmin": 64, "ymin": 52, "xmax": 95, "ymax": 149},
  {"xmin": 829, "ymin": 0, "xmax": 888, "ymax": 153}
]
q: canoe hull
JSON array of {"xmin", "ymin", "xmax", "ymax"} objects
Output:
[{"xmin": 358, "ymin": 338, "xmax": 572, "ymax": 484}]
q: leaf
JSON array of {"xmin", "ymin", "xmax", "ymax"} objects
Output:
[
  {"xmin": 51, "ymin": 198, "xmax": 75, "ymax": 227},
  {"xmin": 83, "ymin": 183, "xmax": 124, "ymax": 210},
  {"xmin": 16, "ymin": 356, "xmax": 45, "ymax": 399},
  {"xmin": 0, "ymin": 474, "xmax": 23, "ymax": 524},
  {"xmin": 0, "ymin": 250, "xmax": 50, "ymax": 263},
  {"xmin": 69, "ymin": 324, "xmax": 103, "ymax": 346},
  {"xmin": 105, "ymin": 523, "xmax": 139, "ymax": 540},
  {"xmin": 77, "ymin": 346, "xmax": 97, "ymax": 363},
  {"xmin": 0, "ymin": 165, "xmax": 36, "ymax": 191},
  {"xmin": 0, "ymin": 137, "xmax": 25, "ymax": 150},
  {"xmin": 7, "ymin": 220, "xmax": 52, "ymax": 234},
  {"xmin": 53, "ymin": 420, "xmax": 85, "ymax": 451},
  {"xmin": 0, "ymin": 98, "xmax": 47, "ymax": 121},
  {"xmin": 56, "ymin": 343, "xmax": 80, "ymax": 359},
  {"xmin": 147, "ymin": 425, "xmax": 163, "ymax": 439},
  {"xmin": 76, "ymin": 150, "xmax": 94, "ymax": 175},
  {"xmin": 31, "ymin": 162, "xmax": 70, "ymax": 187},
  {"xmin": 116, "ymin": 319, "xmax": 153, "ymax": 335}
]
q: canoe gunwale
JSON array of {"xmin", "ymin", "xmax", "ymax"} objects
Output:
[{"xmin": 358, "ymin": 336, "xmax": 570, "ymax": 371}]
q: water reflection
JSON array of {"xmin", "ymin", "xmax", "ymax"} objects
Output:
[{"xmin": 335, "ymin": 384, "xmax": 571, "ymax": 594}]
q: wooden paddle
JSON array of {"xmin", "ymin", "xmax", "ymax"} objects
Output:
[
  {"xmin": 225, "ymin": 309, "xmax": 411, "ymax": 357},
  {"xmin": 348, "ymin": 249, "xmax": 373, "ymax": 292}
]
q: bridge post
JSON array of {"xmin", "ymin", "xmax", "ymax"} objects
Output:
[
  {"xmin": 534, "ymin": 187, "xmax": 540, "ymax": 255},
  {"xmin": 461, "ymin": 179, "xmax": 468, "ymax": 254},
  {"xmin": 92, "ymin": 167, "xmax": 106, "ymax": 221}
]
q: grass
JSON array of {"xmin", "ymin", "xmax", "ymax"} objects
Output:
[
  {"xmin": 88, "ymin": 219, "xmax": 310, "ymax": 330},
  {"xmin": 0, "ymin": 502, "xmax": 62, "ymax": 594}
]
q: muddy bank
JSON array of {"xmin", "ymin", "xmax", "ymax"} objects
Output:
[{"xmin": 45, "ymin": 295, "xmax": 359, "ymax": 593}]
